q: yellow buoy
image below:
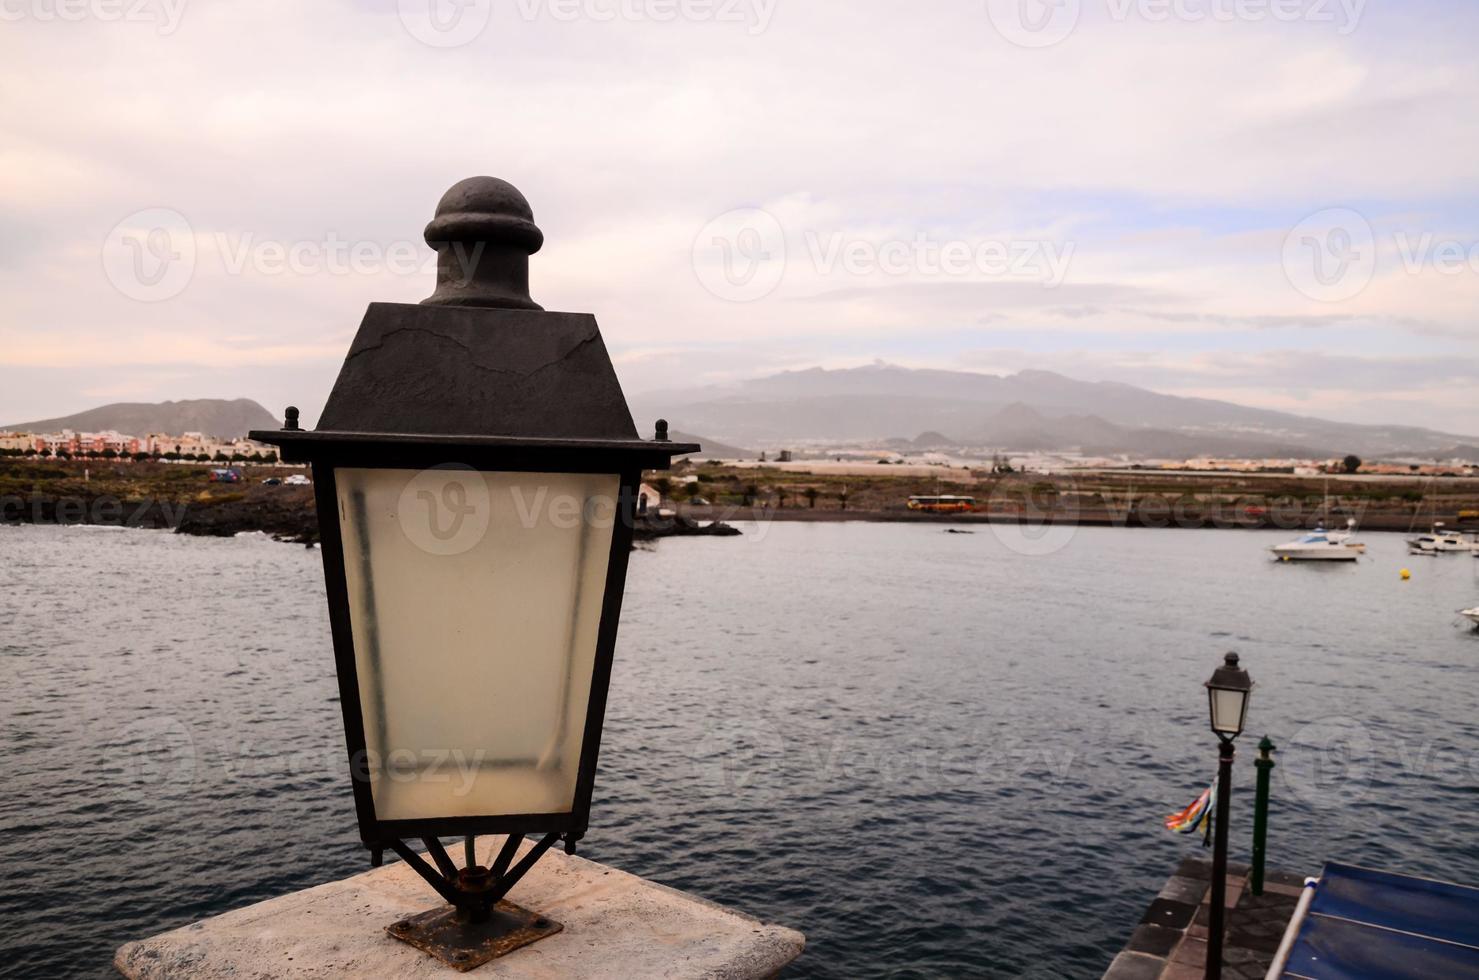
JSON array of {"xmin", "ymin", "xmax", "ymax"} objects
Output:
[{"xmin": 1401, "ymin": 568, "xmax": 1411, "ymax": 580}]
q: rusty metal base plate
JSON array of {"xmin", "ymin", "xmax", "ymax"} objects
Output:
[{"xmin": 386, "ymin": 901, "xmax": 563, "ymax": 972}]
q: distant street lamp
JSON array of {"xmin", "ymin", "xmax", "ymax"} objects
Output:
[
  {"xmin": 252, "ymin": 177, "xmax": 697, "ymax": 969},
  {"xmin": 1203, "ymin": 652, "xmax": 1254, "ymax": 980}
]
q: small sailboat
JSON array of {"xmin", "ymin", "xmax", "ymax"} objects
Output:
[{"xmin": 1270, "ymin": 520, "xmax": 1365, "ymax": 562}]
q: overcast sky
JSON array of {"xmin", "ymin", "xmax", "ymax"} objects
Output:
[{"xmin": 3, "ymin": 0, "xmax": 1478, "ymax": 433}]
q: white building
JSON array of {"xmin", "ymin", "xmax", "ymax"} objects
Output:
[{"xmin": 0, "ymin": 431, "xmax": 34, "ymax": 452}]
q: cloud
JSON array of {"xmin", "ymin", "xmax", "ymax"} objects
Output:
[
  {"xmin": 1098, "ymin": 308, "xmax": 1439, "ymax": 332},
  {"xmin": 1, "ymin": 0, "xmax": 1478, "ymax": 432}
]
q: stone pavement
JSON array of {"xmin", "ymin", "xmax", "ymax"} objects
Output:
[{"xmin": 1103, "ymin": 857, "xmax": 1309, "ymax": 980}]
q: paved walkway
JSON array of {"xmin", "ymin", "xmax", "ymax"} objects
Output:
[{"xmin": 1104, "ymin": 857, "xmax": 1309, "ymax": 980}]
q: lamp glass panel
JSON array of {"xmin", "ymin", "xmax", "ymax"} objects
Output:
[
  {"xmin": 1209, "ymin": 687, "xmax": 1248, "ymax": 735},
  {"xmin": 335, "ymin": 467, "xmax": 619, "ymax": 821}
]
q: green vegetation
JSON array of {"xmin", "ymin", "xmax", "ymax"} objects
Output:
[
  {"xmin": 649, "ymin": 461, "xmax": 1479, "ymax": 529},
  {"xmin": 0, "ymin": 458, "xmax": 299, "ymax": 508}
]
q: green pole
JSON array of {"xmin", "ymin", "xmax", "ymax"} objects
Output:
[{"xmin": 1251, "ymin": 735, "xmax": 1276, "ymax": 896}]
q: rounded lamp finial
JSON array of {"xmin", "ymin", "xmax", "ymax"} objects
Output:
[{"xmin": 422, "ymin": 176, "xmax": 545, "ymax": 311}]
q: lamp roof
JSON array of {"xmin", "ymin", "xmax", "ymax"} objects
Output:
[
  {"xmin": 251, "ymin": 178, "xmax": 697, "ymax": 466},
  {"xmin": 1205, "ymin": 652, "xmax": 1253, "ymax": 693},
  {"xmin": 425, "ymin": 176, "xmax": 544, "ymax": 255}
]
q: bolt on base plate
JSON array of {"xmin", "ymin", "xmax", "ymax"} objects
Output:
[{"xmin": 387, "ymin": 901, "xmax": 563, "ymax": 972}]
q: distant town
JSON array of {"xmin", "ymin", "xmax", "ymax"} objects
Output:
[
  {"xmin": 714, "ymin": 446, "xmax": 1479, "ymax": 479},
  {"xmin": 0, "ymin": 429, "xmax": 278, "ymax": 463},
  {"xmin": 6, "ymin": 422, "xmax": 1479, "ymax": 482}
]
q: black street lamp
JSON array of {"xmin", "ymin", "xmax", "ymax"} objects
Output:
[
  {"xmin": 252, "ymin": 176, "xmax": 697, "ymax": 969},
  {"xmin": 1203, "ymin": 652, "xmax": 1254, "ymax": 980}
]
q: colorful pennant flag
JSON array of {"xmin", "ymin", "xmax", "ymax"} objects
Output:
[{"xmin": 1165, "ymin": 778, "xmax": 1217, "ymax": 847}]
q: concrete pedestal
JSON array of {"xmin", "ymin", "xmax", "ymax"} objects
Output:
[{"xmin": 115, "ymin": 837, "xmax": 804, "ymax": 978}]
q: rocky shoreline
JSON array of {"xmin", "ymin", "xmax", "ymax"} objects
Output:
[
  {"xmin": 1, "ymin": 496, "xmax": 744, "ymax": 545},
  {"xmin": 6, "ymin": 459, "xmax": 1476, "ymax": 542},
  {"xmin": 0, "ymin": 461, "xmax": 742, "ymax": 545},
  {"xmin": 3, "ymin": 484, "xmax": 321, "ymax": 542},
  {"xmin": 632, "ymin": 512, "xmax": 743, "ymax": 542}
]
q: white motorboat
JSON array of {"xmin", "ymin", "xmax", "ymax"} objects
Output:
[
  {"xmin": 1406, "ymin": 523, "xmax": 1479, "ymax": 555},
  {"xmin": 1459, "ymin": 607, "xmax": 1479, "ymax": 629},
  {"xmin": 1270, "ymin": 522, "xmax": 1366, "ymax": 562}
]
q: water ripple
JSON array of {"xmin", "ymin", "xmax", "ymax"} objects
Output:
[{"xmin": 2, "ymin": 524, "xmax": 1478, "ymax": 977}]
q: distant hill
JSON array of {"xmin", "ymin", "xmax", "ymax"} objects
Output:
[
  {"xmin": 1439, "ymin": 444, "xmax": 1479, "ymax": 463},
  {"xmin": 631, "ymin": 363, "xmax": 1478, "ymax": 459},
  {"xmin": 912, "ymin": 431, "xmax": 958, "ymax": 448},
  {"xmin": 5, "ymin": 399, "xmax": 280, "ymax": 440},
  {"xmin": 668, "ymin": 430, "xmax": 754, "ymax": 460},
  {"xmin": 971, "ymin": 403, "xmax": 1317, "ymax": 458}
]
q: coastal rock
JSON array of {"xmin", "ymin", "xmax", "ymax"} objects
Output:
[
  {"xmin": 171, "ymin": 485, "xmax": 318, "ymax": 543},
  {"xmin": 632, "ymin": 513, "xmax": 742, "ymax": 542}
]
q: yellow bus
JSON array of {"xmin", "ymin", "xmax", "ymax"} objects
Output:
[{"xmin": 907, "ymin": 495, "xmax": 976, "ymax": 514}]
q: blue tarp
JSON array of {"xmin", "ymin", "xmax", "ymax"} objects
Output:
[{"xmin": 1283, "ymin": 863, "xmax": 1479, "ymax": 979}]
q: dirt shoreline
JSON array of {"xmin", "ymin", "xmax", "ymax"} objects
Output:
[
  {"xmin": 0, "ymin": 461, "xmax": 742, "ymax": 544},
  {"xmin": 669, "ymin": 463, "xmax": 1479, "ymax": 534},
  {"xmin": 3, "ymin": 496, "xmax": 1461, "ymax": 538},
  {"xmin": 3, "ymin": 459, "xmax": 1476, "ymax": 541},
  {"xmin": 678, "ymin": 505, "xmax": 1467, "ymax": 533}
]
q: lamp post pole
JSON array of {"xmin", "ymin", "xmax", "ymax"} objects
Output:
[
  {"xmin": 1202, "ymin": 651, "xmax": 1253, "ymax": 980},
  {"xmin": 1207, "ymin": 737, "xmax": 1235, "ymax": 980},
  {"xmin": 1251, "ymin": 736, "xmax": 1276, "ymax": 896}
]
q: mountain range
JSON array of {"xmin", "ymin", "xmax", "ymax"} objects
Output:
[
  {"xmin": 11, "ymin": 368, "xmax": 1478, "ymax": 461},
  {"xmin": 667, "ymin": 430, "xmax": 754, "ymax": 460},
  {"xmin": 5, "ymin": 399, "xmax": 280, "ymax": 440},
  {"xmin": 630, "ymin": 364, "xmax": 1479, "ymax": 460}
]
